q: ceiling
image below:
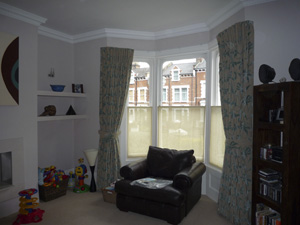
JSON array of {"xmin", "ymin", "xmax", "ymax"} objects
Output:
[{"xmin": 0, "ymin": 0, "xmax": 248, "ymax": 36}]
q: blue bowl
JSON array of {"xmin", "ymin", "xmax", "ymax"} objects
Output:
[{"xmin": 50, "ymin": 85, "xmax": 65, "ymax": 92}]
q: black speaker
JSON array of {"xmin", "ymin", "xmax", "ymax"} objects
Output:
[
  {"xmin": 289, "ymin": 58, "xmax": 300, "ymax": 81},
  {"xmin": 259, "ymin": 64, "xmax": 276, "ymax": 84}
]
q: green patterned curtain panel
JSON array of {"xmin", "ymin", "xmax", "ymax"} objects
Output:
[
  {"xmin": 97, "ymin": 47, "xmax": 134, "ymax": 189},
  {"xmin": 217, "ymin": 21, "xmax": 254, "ymax": 225}
]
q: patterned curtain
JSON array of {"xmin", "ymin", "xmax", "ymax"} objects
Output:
[
  {"xmin": 97, "ymin": 47, "xmax": 134, "ymax": 189},
  {"xmin": 217, "ymin": 21, "xmax": 254, "ymax": 225}
]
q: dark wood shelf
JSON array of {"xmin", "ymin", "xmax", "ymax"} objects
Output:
[
  {"xmin": 257, "ymin": 159, "xmax": 283, "ymax": 172},
  {"xmin": 257, "ymin": 121, "xmax": 284, "ymax": 131},
  {"xmin": 255, "ymin": 195, "xmax": 281, "ymax": 213}
]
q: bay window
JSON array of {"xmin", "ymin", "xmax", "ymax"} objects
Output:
[{"xmin": 126, "ymin": 54, "xmax": 225, "ymax": 169}]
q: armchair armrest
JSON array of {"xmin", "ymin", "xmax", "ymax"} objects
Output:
[
  {"xmin": 120, "ymin": 159, "xmax": 148, "ymax": 180},
  {"xmin": 173, "ymin": 162, "xmax": 206, "ymax": 190}
]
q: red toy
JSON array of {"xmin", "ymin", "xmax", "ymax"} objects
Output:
[{"xmin": 13, "ymin": 188, "xmax": 44, "ymax": 225}]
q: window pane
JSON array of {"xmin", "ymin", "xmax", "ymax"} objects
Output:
[
  {"xmin": 129, "ymin": 89, "xmax": 134, "ymax": 102},
  {"xmin": 174, "ymin": 88, "xmax": 180, "ymax": 102},
  {"xmin": 162, "ymin": 58, "xmax": 206, "ymax": 106},
  {"xmin": 209, "ymin": 52, "xmax": 225, "ymax": 169},
  {"xmin": 127, "ymin": 107, "xmax": 152, "ymax": 157},
  {"xmin": 210, "ymin": 106, "xmax": 226, "ymax": 168},
  {"xmin": 182, "ymin": 88, "xmax": 187, "ymax": 101},
  {"xmin": 139, "ymin": 89, "xmax": 145, "ymax": 102},
  {"xmin": 173, "ymin": 70, "xmax": 179, "ymax": 81},
  {"xmin": 127, "ymin": 62, "xmax": 152, "ymax": 158},
  {"xmin": 163, "ymin": 88, "xmax": 167, "ymax": 102},
  {"xmin": 129, "ymin": 62, "xmax": 150, "ymax": 107},
  {"xmin": 158, "ymin": 106, "xmax": 205, "ymax": 160}
]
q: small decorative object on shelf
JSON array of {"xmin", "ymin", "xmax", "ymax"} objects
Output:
[
  {"xmin": 50, "ymin": 84, "xmax": 65, "ymax": 92},
  {"xmin": 72, "ymin": 84, "xmax": 84, "ymax": 93},
  {"xmin": 279, "ymin": 77, "xmax": 286, "ymax": 83},
  {"xmin": 73, "ymin": 158, "xmax": 89, "ymax": 193},
  {"xmin": 13, "ymin": 188, "xmax": 45, "ymax": 225},
  {"xmin": 48, "ymin": 68, "xmax": 55, "ymax": 77},
  {"xmin": 259, "ymin": 64, "xmax": 276, "ymax": 84},
  {"xmin": 66, "ymin": 105, "xmax": 76, "ymax": 115},
  {"xmin": 39, "ymin": 105, "xmax": 56, "ymax": 116},
  {"xmin": 288, "ymin": 58, "xmax": 300, "ymax": 81}
]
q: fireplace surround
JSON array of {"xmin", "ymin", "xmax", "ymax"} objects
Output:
[{"xmin": 0, "ymin": 138, "xmax": 24, "ymax": 202}]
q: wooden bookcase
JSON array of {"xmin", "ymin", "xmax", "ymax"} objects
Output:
[{"xmin": 252, "ymin": 82, "xmax": 300, "ymax": 225}]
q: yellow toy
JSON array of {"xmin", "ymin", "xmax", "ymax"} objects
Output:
[{"xmin": 73, "ymin": 158, "xmax": 89, "ymax": 193}]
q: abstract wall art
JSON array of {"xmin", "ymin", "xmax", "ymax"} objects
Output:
[{"xmin": 0, "ymin": 32, "xmax": 19, "ymax": 105}]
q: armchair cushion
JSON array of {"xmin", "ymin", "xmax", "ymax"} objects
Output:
[
  {"xmin": 120, "ymin": 159, "xmax": 148, "ymax": 180},
  {"xmin": 147, "ymin": 146, "xmax": 195, "ymax": 179}
]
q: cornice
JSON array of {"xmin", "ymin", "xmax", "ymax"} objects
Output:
[
  {"xmin": 38, "ymin": 26, "xmax": 74, "ymax": 43},
  {"xmin": 0, "ymin": 2, "xmax": 46, "ymax": 26}
]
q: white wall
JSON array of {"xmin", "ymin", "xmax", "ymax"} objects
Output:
[
  {"xmin": 245, "ymin": 0, "xmax": 300, "ymax": 84},
  {"xmin": 37, "ymin": 36, "xmax": 76, "ymax": 170},
  {"xmin": 0, "ymin": 15, "xmax": 38, "ymax": 217}
]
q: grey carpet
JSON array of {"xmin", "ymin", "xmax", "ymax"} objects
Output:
[{"xmin": 0, "ymin": 190, "xmax": 232, "ymax": 225}]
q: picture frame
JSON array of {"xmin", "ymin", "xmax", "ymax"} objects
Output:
[{"xmin": 72, "ymin": 84, "xmax": 84, "ymax": 93}]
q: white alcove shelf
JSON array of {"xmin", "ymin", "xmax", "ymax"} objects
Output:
[{"xmin": 37, "ymin": 90, "xmax": 87, "ymax": 121}]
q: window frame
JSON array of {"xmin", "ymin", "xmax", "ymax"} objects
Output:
[
  {"xmin": 137, "ymin": 87, "xmax": 147, "ymax": 103},
  {"xmin": 162, "ymin": 87, "xmax": 168, "ymax": 102},
  {"xmin": 128, "ymin": 88, "xmax": 135, "ymax": 103},
  {"xmin": 171, "ymin": 85, "xmax": 189, "ymax": 103},
  {"xmin": 121, "ymin": 48, "xmax": 224, "ymax": 171},
  {"xmin": 172, "ymin": 68, "xmax": 180, "ymax": 81}
]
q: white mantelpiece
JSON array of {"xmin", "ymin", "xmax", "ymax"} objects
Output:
[{"xmin": 0, "ymin": 138, "xmax": 24, "ymax": 202}]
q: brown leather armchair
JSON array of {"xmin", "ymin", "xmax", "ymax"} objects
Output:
[{"xmin": 115, "ymin": 146, "xmax": 206, "ymax": 225}]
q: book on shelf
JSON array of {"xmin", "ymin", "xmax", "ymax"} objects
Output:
[
  {"xmin": 258, "ymin": 168, "xmax": 279, "ymax": 176},
  {"xmin": 258, "ymin": 169, "xmax": 282, "ymax": 202},
  {"xmin": 259, "ymin": 176, "xmax": 280, "ymax": 184},
  {"xmin": 259, "ymin": 181, "xmax": 282, "ymax": 203},
  {"xmin": 255, "ymin": 203, "xmax": 281, "ymax": 225}
]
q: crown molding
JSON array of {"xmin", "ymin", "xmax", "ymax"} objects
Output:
[
  {"xmin": 154, "ymin": 23, "xmax": 209, "ymax": 40},
  {"xmin": 38, "ymin": 26, "xmax": 74, "ymax": 43},
  {"xmin": 73, "ymin": 28, "xmax": 155, "ymax": 43},
  {"xmin": 0, "ymin": 2, "xmax": 46, "ymax": 26},
  {"xmin": 71, "ymin": 22, "xmax": 209, "ymax": 43}
]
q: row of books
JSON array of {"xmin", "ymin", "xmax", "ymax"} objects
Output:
[
  {"xmin": 258, "ymin": 168, "xmax": 282, "ymax": 203},
  {"xmin": 256, "ymin": 203, "xmax": 281, "ymax": 225},
  {"xmin": 260, "ymin": 146, "xmax": 283, "ymax": 163}
]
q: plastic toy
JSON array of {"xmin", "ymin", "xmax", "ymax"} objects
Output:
[
  {"xmin": 68, "ymin": 171, "xmax": 75, "ymax": 188},
  {"xmin": 13, "ymin": 188, "xmax": 44, "ymax": 225},
  {"xmin": 38, "ymin": 167, "xmax": 45, "ymax": 186},
  {"xmin": 42, "ymin": 166, "xmax": 67, "ymax": 188},
  {"xmin": 73, "ymin": 158, "xmax": 89, "ymax": 193}
]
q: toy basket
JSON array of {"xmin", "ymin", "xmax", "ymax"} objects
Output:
[
  {"xmin": 102, "ymin": 187, "xmax": 116, "ymax": 204},
  {"xmin": 39, "ymin": 177, "xmax": 69, "ymax": 202}
]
